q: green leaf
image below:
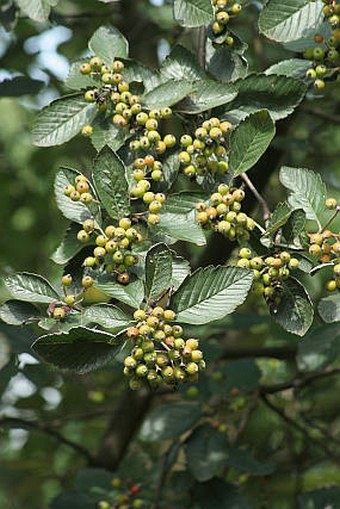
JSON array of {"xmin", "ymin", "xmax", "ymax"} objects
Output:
[
  {"xmin": 185, "ymin": 424, "xmax": 229, "ymax": 481},
  {"xmin": 174, "ymin": 0, "xmax": 214, "ymax": 27},
  {"xmin": 51, "ymin": 223, "xmax": 85, "ymax": 265},
  {"xmin": 154, "ymin": 212, "xmax": 206, "ymax": 246},
  {"xmin": 0, "ymin": 300, "xmax": 40, "ymax": 325},
  {"xmin": 145, "ymin": 243, "xmax": 173, "ymax": 300},
  {"xmin": 142, "ymin": 80, "xmax": 195, "ymax": 109},
  {"xmin": 90, "ymin": 116, "xmax": 130, "ymax": 153},
  {"xmin": 170, "ymin": 266, "xmax": 253, "ymax": 325},
  {"xmin": 269, "ymin": 277, "xmax": 313, "ymax": 336},
  {"xmin": 282, "ymin": 209, "xmax": 306, "ymax": 245},
  {"xmin": 164, "ymin": 192, "xmax": 207, "ymax": 215},
  {"xmin": 94, "ymin": 279, "xmax": 144, "ymax": 308},
  {"xmin": 54, "ymin": 167, "xmax": 101, "ymax": 225},
  {"xmin": 225, "ymin": 447, "xmax": 275, "ymax": 475},
  {"xmin": 259, "ymin": 0, "xmax": 324, "ymax": 44},
  {"xmin": 32, "ymin": 327, "xmax": 121, "ymax": 373},
  {"xmin": 192, "ymin": 479, "xmax": 252, "ymax": 509},
  {"xmin": 171, "ymin": 253, "xmax": 191, "ymax": 291},
  {"xmin": 229, "ymin": 110, "xmax": 276, "ymax": 178},
  {"xmin": 297, "ymin": 324, "xmax": 340, "ymax": 371},
  {"xmin": 299, "ymin": 487, "xmax": 340, "ymax": 509},
  {"xmin": 263, "ymin": 202, "xmax": 292, "ymax": 238},
  {"xmin": 226, "ymin": 74, "xmax": 307, "ymax": 121},
  {"xmin": 279, "ymin": 166, "xmax": 327, "ymax": 223},
  {"xmin": 156, "ymin": 151, "xmax": 181, "ymax": 192},
  {"xmin": 4, "ymin": 273, "xmax": 59, "ymax": 304},
  {"xmin": 318, "ymin": 293, "xmax": 340, "ymax": 323},
  {"xmin": 63, "ymin": 60, "xmax": 99, "ymax": 90},
  {"xmin": 222, "ymin": 359, "xmax": 261, "ymax": 392},
  {"xmin": 16, "ymin": 0, "xmax": 57, "ymax": 22},
  {"xmin": 0, "ymin": 76, "xmax": 44, "ymax": 97},
  {"xmin": 83, "ymin": 304, "xmax": 133, "ymax": 333},
  {"xmin": 177, "ymin": 80, "xmax": 238, "ymax": 114},
  {"xmin": 265, "ymin": 58, "xmax": 312, "ymax": 79},
  {"xmin": 88, "ymin": 25, "xmax": 129, "ymax": 64},
  {"xmin": 139, "ymin": 402, "xmax": 202, "ymax": 441},
  {"xmin": 207, "ymin": 44, "xmax": 248, "ymax": 83},
  {"xmin": 160, "ymin": 45, "xmax": 205, "ymax": 82},
  {"xmin": 32, "ymin": 94, "xmax": 97, "ymax": 147},
  {"xmin": 92, "ymin": 146, "xmax": 130, "ymax": 221}
]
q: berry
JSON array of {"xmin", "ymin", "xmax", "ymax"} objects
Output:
[
  {"xmin": 325, "ymin": 198, "xmax": 338, "ymax": 209},
  {"xmin": 53, "ymin": 307, "xmax": 66, "ymax": 320},
  {"xmin": 77, "ymin": 230, "xmax": 90, "ymax": 242},
  {"xmin": 64, "ymin": 295, "xmax": 76, "ymax": 306},
  {"xmin": 62, "ymin": 274, "xmax": 73, "ymax": 286},
  {"xmin": 117, "ymin": 272, "xmax": 130, "ymax": 284},
  {"xmin": 127, "ymin": 327, "xmax": 140, "ymax": 339},
  {"xmin": 82, "ymin": 276, "xmax": 94, "ymax": 288},
  {"xmin": 84, "ymin": 90, "xmax": 96, "ymax": 102},
  {"xmin": 81, "ymin": 125, "xmax": 93, "ymax": 137}
]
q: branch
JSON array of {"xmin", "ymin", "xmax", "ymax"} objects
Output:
[
  {"xmin": 220, "ymin": 344, "xmax": 297, "ymax": 361},
  {"xmin": 302, "ymin": 106, "xmax": 340, "ymax": 125},
  {"xmin": 198, "ymin": 26, "xmax": 206, "ymax": 70},
  {"xmin": 260, "ymin": 367, "xmax": 340, "ymax": 395},
  {"xmin": 0, "ymin": 416, "xmax": 94, "ymax": 463},
  {"xmin": 241, "ymin": 173, "xmax": 271, "ymax": 221}
]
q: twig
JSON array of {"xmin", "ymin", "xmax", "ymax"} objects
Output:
[
  {"xmin": 320, "ymin": 206, "xmax": 340, "ymax": 233},
  {"xmin": 220, "ymin": 345, "xmax": 297, "ymax": 361},
  {"xmin": 241, "ymin": 173, "xmax": 271, "ymax": 221},
  {"xmin": 302, "ymin": 106, "xmax": 340, "ymax": 125},
  {"xmin": 260, "ymin": 367, "xmax": 340, "ymax": 395},
  {"xmin": 198, "ymin": 26, "xmax": 206, "ymax": 70},
  {"xmin": 0, "ymin": 416, "xmax": 94, "ymax": 463},
  {"xmin": 153, "ymin": 442, "xmax": 179, "ymax": 509}
]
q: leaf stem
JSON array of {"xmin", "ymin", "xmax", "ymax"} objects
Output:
[
  {"xmin": 320, "ymin": 205, "xmax": 340, "ymax": 233},
  {"xmin": 241, "ymin": 173, "xmax": 271, "ymax": 221},
  {"xmin": 198, "ymin": 26, "xmax": 206, "ymax": 70}
]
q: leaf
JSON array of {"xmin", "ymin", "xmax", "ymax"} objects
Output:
[
  {"xmin": 279, "ymin": 166, "xmax": 327, "ymax": 223},
  {"xmin": 297, "ymin": 324, "xmax": 340, "ymax": 371},
  {"xmin": 88, "ymin": 25, "xmax": 129, "ymax": 64},
  {"xmin": 207, "ymin": 45, "xmax": 248, "ymax": 83},
  {"xmin": 225, "ymin": 447, "xmax": 275, "ymax": 475},
  {"xmin": 54, "ymin": 167, "xmax": 101, "ymax": 225},
  {"xmin": 164, "ymin": 192, "xmax": 207, "ymax": 215},
  {"xmin": 139, "ymin": 402, "xmax": 202, "ymax": 441},
  {"xmin": 185, "ymin": 424, "xmax": 230, "ymax": 481},
  {"xmin": 263, "ymin": 202, "xmax": 292, "ymax": 237},
  {"xmin": 94, "ymin": 279, "xmax": 144, "ymax": 308},
  {"xmin": 171, "ymin": 253, "xmax": 191, "ymax": 291},
  {"xmin": 0, "ymin": 76, "xmax": 44, "ymax": 97},
  {"xmin": 222, "ymin": 359, "xmax": 261, "ymax": 392},
  {"xmin": 269, "ymin": 277, "xmax": 313, "ymax": 336},
  {"xmin": 156, "ymin": 151, "xmax": 180, "ymax": 193},
  {"xmin": 63, "ymin": 61, "xmax": 99, "ymax": 90},
  {"xmin": 192, "ymin": 479, "xmax": 252, "ymax": 509},
  {"xmin": 32, "ymin": 94, "xmax": 97, "ymax": 147},
  {"xmin": 154, "ymin": 212, "xmax": 206, "ymax": 246},
  {"xmin": 145, "ymin": 243, "xmax": 173, "ymax": 300},
  {"xmin": 16, "ymin": 0, "xmax": 57, "ymax": 22},
  {"xmin": 32, "ymin": 327, "xmax": 121, "ymax": 373},
  {"xmin": 83, "ymin": 304, "xmax": 133, "ymax": 333},
  {"xmin": 51, "ymin": 223, "xmax": 85, "ymax": 265},
  {"xmin": 90, "ymin": 117, "xmax": 130, "ymax": 153},
  {"xmin": 298, "ymin": 487, "xmax": 340, "ymax": 509},
  {"xmin": 92, "ymin": 146, "xmax": 130, "ymax": 221},
  {"xmin": 4, "ymin": 273, "xmax": 59, "ymax": 304},
  {"xmin": 170, "ymin": 266, "xmax": 253, "ymax": 325},
  {"xmin": 318, "ymin": 293, "xmax": 340, "ymax": 323},
  {"xmin": 177, "ymin": 80, "xmax": 238, "ymax": 114},
  {"xmin": 265, "ymin": 58, "xmax": 312, "ymax": 79},
  {"xmin": 0, "ymin": 300, "xmax": 40, "ymax": 325},
  {"xmin": 142, "ymin": 80, "xmax": 195, "ymax": 109},
  {"xmin": 282, "ymin": 209, "xmax": 306, "ymax": 245},
  {"xmin": 229, "ymin": 110, "xmax": 276, "ymax": 178},
  {"xmin": 173, "ymin": 0, "xmax": 214, "ymax": 27},
  {"xmin": 225, "ymin": 74, "xmax": 307, "ymax": 121},
  {"xmin": 160, "ymin": 45, "xmax": 205, "ymax": 82},
  {"xmin": 259, "ymin": 0, "xmax": 324, "ymax": 44}
]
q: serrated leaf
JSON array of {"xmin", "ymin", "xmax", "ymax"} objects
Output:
[
  {"xmin": 154, "ymin": 212, "xmax": 206, "ymax": 246},
  {"xmin": 83, "ymin": 304, "xmax": 133, "ymax": 333},
  {"xmin": 0, "ymin": 300, "xmax": 40, "ymax": 325},
  {"xmin": 160, "ymin": 45, "xmax": 205, "ymax": 82},
  {"xmin": 92, "ymin": 146, "xmax": 130, "ymax": 221},
  {"xmin": 16, "ymin": 0, "xmax": 57, "ymax": 22},
  {"xmin": 94, "ymin": 279, "xmax": 144, "ymax": 308},
  {"xmin": 224, "ymin": 447, "xmax": 275, "ymax": 475},
  {"xmin": 263, "ymin": 202, "xmax": 292, "ymax": 237},
  {"xmin": 156, "ymin": 151, "xmax": 180, "ymax": 193},
  {"xmin": 54, "ymin": 167, "xmax": 101, "ymax": 225},
  {"xmin": 170, "ymin": 266, "xmax": 253, "ymax": 324},
  {"xmin": 4, "ymin": 273, "xmax": 59, "ymax": 304},
  {"xmin": 279, "ymin": 166, "xmax": 326, "ymax": 223},
  {"xmin": 63, "ymin": 60, "xmax": 99, "ymax": 90},
  {"xmin": 318, "ymin": 293, "xmax": 340, "ymax": 323},
  {"xmin": 225, "ymin": 74, "xmax": 307, "ymax": 121},
  {"xmin": 32, "ymin": 94, "xmax": 97, "ymax": 147},
  {"xmin": 145, "ymin": 243, "xmax": 173, "ymax": 299},
  {"xmin": 142, "ymin": 80, "xmax": 195, "ymax": 109},
  {"xmin": 265, "ymin": 58, "xmax": 312, "ymax": 79},
  {"xmin": 185, "ymin": 424, "xmax": 230, "ymax": 481},
  {"xmin": 174, "ymin": 0, "xmax": 214, "ymax": 27},
  {"xmin": 282, "ymin": 208, "xmax": 306, "ymax": 245},
  {"xmin": 0, "ymin": 76, "xmax": 44, "ymax": 97},
  {"xmin": 297, "ymin": 324, "xmax": 340, "ymax": 371},
  {"xmin": 171, "ymin": 254, "xmax": 191, "ymax": 290},
  {"xmin": 90, "ymin": 117, "xmax": 130, "ymax": 153},
  {"xmin": 164, "ymin": 192, "xmax": 207, "ymax": 215},
  {"xmin": 88, "ymin": 25, "xmax": 129, "ymax": 64},
  {"xmin": 51, "ymin": 223, "xmax": 85, "ymax": 265},
  {"xmin": 207, "ymin": 44, "xmax": 248, "ymax": 83},
  {"xmin": 229, "ymin": 110, "xmax": 276, "ymax": 178},
  {"xmin": 139, "ymin": 402, "xmax": 202, "ymax": 442},
  {"xmin": 177, "ymin": 80, "xmax": 237, "ymax": 114},
  {"xmin": 32, "ymin": 327, "xmax": 121, "ymax": 373},
  {"xmin": 259, "ymin": 0, "xmax": 324, "ymax": 44},
  {"xmin": 269, "ymin": 277, "xmax": 313, "ymax": 336}
]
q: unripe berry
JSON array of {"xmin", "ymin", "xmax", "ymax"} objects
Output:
[
  {"xmin": 148, "ymin": 214, "xmax": 160, "ymax": 225},
  {"xmin": 151, "ymin": 169, "xmax": 163, "ymax": 181},
  {"xmin": 80, "ymin": 193, "xmax": 93, "ymax": 204},
  {"xmin": 64, "ymin": 294, "xmax": 76, "ymax": 306},
  {"xmin": 127, "ymin": 327, "xmax": 140, "ymax": 339},
  {"xmin": 231, "ymin": 3, "xmax": 242, "ymax": 14},
  {"xmin": 314, "ymin": 79, "xmax": 325, "ymax": 90},
  {"xmin": 239, "ymin": 247, "xmax": 252, "ymax": 259},
  {"xmin": 80, "ymin": 62, "xmax": 91, "ymax": 74},
  {"xmin": 81, "ymin": 125, "xmax": 93, "ymax": 137},
  {"xmin": 161, "ymin": 107, "xmax": 172, "ymax": 118},
  {"xmin": 93, "ymin": 247, "xmax": 106, "ymax": 259},
  {"xmin": 306, "ymin": 68, "xmax": 317, "ymax": 80},
  {"xmin": 149, "ymin": 200, "xmax": 162, "ymax": 214},
  {"xmin": 62, "ymin": 274, "xmax": 73, "ymax": 286},
  {"xmin": 84, "ymin": 256, "xmax": 96, "ymax": 267},
  {"xmin": 82, "ymin": 276, "xmax": 94, "ymax": 288},
  {"xmin": 163, "ymin": 134, "xmax": 176, "ymax": 148},
  {"xmin": 70, "ymin": 190, "xmax": 81, "ymax": 202},
  {"xmin": 216, "ymin": 11, "xmax": 229, "ymax": 24},
  {"xmin": 325, "ymin": 198, "xmax": 337, "ymax": 209},
  {"xmin": 84, "ymin": 90, "xmax": 96, "ymax": 102},
  {"xmin": 53, "ymin": 307, "xmax": 66, "ymax": 320},
  {"xmin": 186, "ymin": 362, "xmax": 199, "ymax": 375},
  {"xmin": 117, "ymin": 272, "xmax": 129, "ymax": 284},
  {"xmin": 163, "ymin": 309, "xmax": 176, "ymax": 321},
  {"xmin": 309, "ymin": 244, "xmax": 321, "ymax": 256},
  {"xmin": 326, "ymin": 280, "xmax": 337, "ymax": 292},
  {"xmin": 77, "ymin": 230, "xmax": 90, "ymax": 242}
]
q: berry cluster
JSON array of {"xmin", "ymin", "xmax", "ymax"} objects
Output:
[
  {"xmin": 211, "ymin": 0, "xmax": 242, "ymax": 47},
  {"xmin": 63, "ymin": 173, "xmax": 95, "ymax": 205},
  {"xmin": 178, "ymin": 117, "xmax": 232, "ymax": 177},
  {"xmin": 304, "ymin": 1, "xmax": 339, "ymax": 89},
  {"xmin": 123, "ymin": 307, "xmax": 205, "ymax": 390},
  {"xmin": 98, "ymin": 477, "xmax": 145, "ymax": 509},
  {"xmin": 195, "ymin": 184, "xmax": 255, "ymax": 241},
  {"xmin": 237, "ymin": 248, "xmax": 300, "ymax": 303},
  {"xmin": 78, "ymin": 216, "xmax": 142, "ymax": 283},
  {"xmin": 47, "ymin": 273, "xmax": 94, "ymax": 321}
]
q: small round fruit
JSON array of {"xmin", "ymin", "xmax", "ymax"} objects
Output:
[
  {"xmin": 127, "ymin": 327, "xmax": 140, "ymax": 339},
  {"xmin": 82, "ymin": 276, "xmax": 94, "ymax": 288},
  {"xmin": 326, "ymin": 279, "xmax": 337, "ymax": 292},
  {"xmin": 325, "ymin": 198, "xmax": 337, "ymax": 209},
  {"xmin": 163, "ymin": 309, "xmax": 176, "ymax": 321},
  {"xmin": 64, "ymin": 294, "xmax": 76, "ymax": 306},
  {"xmin": 53, "ymin": 307, "xmax": 66, "ymax": 320},
  {"xmin": 81, "ymin": 125, "xmax": 93, "ymax": 137},
  {"xmin": 117, "ymin": 272, "xmax": 130, "ymax": 285},
  {"xmin": 84, "ymin": 90, "xmax": 96, "ymax": 102},
  {"xmin": 62, "ymin": 274, "xmax": 73, "ymax": 286},
  {"xmin": 77, "ymin": 230, "xmax": 90, "ymax": 242},
  {"xmin": 148, "ymin": 214, "xmax": 160, "ymax": 225}
]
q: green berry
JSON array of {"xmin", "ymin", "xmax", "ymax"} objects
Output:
[{"xmin": 62, "ymin": 274, "xmax": 73, "ymax": 286}]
